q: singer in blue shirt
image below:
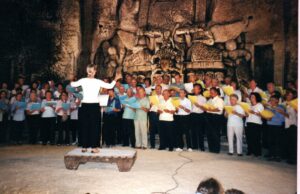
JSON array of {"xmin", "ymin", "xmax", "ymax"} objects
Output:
[
  {"xmin": 11, "ymin": 93, "xmax": 26, "ymax": 144},
  {"xmin": 266, "ymin": 95, "xmax": 286, "ymax": 161},
  {"xmin": 103, "ymin": 89, "xmax": 121, "ymax": 147}
]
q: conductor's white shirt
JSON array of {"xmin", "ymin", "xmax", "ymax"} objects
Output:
[{"xmin": 71, "ymin": 78, "xmax": 115, "ymax": 103}]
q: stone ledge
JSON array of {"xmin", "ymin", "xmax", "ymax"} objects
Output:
[{"xmin": 64, "ymin": 148, "xmax": 137, "ymax": 172}]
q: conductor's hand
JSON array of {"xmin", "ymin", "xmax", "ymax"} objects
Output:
[{"xmin": 114, "ymin": 68, "xmax": 123, "ymax": 81}]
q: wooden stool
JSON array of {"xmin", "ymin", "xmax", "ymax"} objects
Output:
[{"xmin": 64, "ymin": 148, "xmax": 137, "ymax": 172}]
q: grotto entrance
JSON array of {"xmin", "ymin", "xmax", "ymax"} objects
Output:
[{"xmin": 254, "ymin": 45, "xmax": 274, "ymax": 90}]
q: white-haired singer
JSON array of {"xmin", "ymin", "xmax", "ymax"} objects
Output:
[{"xmin": 71, "ymin": 64, "xmax": 121, "ymax": 153}]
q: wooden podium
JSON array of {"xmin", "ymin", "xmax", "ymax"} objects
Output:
[{"xmin": 64, "ymin": 148, "xmax": 137, "ymax": 172}]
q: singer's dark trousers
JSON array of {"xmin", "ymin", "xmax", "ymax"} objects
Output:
[
  {"xmin": 174, "ymin": 115, "xmax": 191, "ymax": 149},
  {"xmin": 159, "ymin": 121, "xmax": 174, "ymax": 151},
  {"xmin": 205, "ymin": 113, "xmax": 222, "ymax": 153},
  {"xmin": 122, "ymin": 118, "xmax": 135, "ymax": 148},
  {"xmin": 149, "ymin": 112, "xmax": 159, "ymax": 148},
  {"xmin": 27, "ymin": 114, "xmax": 40, "ymax": 144},
  {"xmin": 190, "ymin": 113, "xmax": 206, "ymax": 150},
  {"xmin": 103, "ymin": 113, "xmax": 118, "ymax": 146}
]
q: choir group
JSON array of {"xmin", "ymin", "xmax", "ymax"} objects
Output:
[{"xmin": 0, "ymin": 73, "xmax": 297, "ymax": 164}]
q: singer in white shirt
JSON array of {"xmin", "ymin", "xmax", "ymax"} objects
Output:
[
  {"xmin": 226, "ymin": 94, "xmax": 245, "ymax": 156},
  {"xmin": 148, "ymin": 85, "xmax": 163, "ymax": 149},
  {"xmin": 202, "ymin": 87, "xmax": 224, "ymax": 153},
  {"xmin": 174, "ymin": 89, "xmax": 192, "ymax": 152},
  {"xmin": 158, "ymin": 90, "xmax": 176, "ymax": 151},
  {"xmin": 190, "ymin": 84, "xmax": 207, "ymax": 151}
]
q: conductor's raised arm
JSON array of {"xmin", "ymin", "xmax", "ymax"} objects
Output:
[
  {"xmin": 70, "ymin": 79, "xmax": 82, "ymax": 88},
  {"xmin": 98, "ymin": 70, "xmax": 122, "ymax": 89}
]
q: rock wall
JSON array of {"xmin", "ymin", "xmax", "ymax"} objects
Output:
[
  {"xmin": 210, "ymin": 0, "xmax": 296, "ymax": 85},
  {"xmin": 284, "ymin": 0, "xmax": 298, "ymax": 82},
  {"xmin": 0, "ymin": 0, "xmax": 297, "ymax": 85},
  {"xmin": 51, "ymin": 0, "xmax": 81, "ymax": 79},
  {"xmin": 86, "ymin": 0, "xmax": 254, "ymax": 83},
  {"xmin": 147, "ymin": 0, "xmax": 195, "ymax": 30},
  {"xmin": 83, "ymin": 0, "xmax": 297, "ymax": 85},
  {"xmin": 0, "ymin": 0, "xmax": 61, "ymax": 82}
]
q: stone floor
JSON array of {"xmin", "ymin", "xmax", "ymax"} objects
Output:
[{"xmin": 0, "ymin": 145, "xmax": 296, "ymax": 194}]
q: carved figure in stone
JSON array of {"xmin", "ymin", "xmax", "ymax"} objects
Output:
[
  {"xmin": 95, "ymin": 0, "xmax": 142, "ymax": 76},
  {"xmin": 116, "ymin": 0, "xmax": 140, "ymax": 51},
  {"xmin": 88, "ymin": 0, "xmax": 254, "ymax": 84},
  {"xmin": 105, "ymin": 46, "xmax": 121, "ymax": 77},
  {"xmin": 119, "ymin": 0, "xmax": 140, "ymax": 33},
  {"xmin": 187, "ymin": 43, "xmax": 222, "ymax": 62},
  {"xmin": 150, "ymin": 39, "xmax": 183, "ymax": 80},
  {"xmin": 209, "ymin": 16, "xmax": 252, "ymax": 43},
  {"xmin": 90, "ymin": 0, "xmax": 119, "ymax": 62},
  {"xmin": 143, "ymin": 29, "xmax": 174, "ymax": 53},
  {"xmin": 175, "ymin": 25, "xmax": 214, "ymax": 46},
  {"xmin": 173, "ymin": 24, "xmax": 215, "ymax": 61},
  {"xmin": 132, "ymin": 29, "xmax": 148, "ymax": 53},
  {"xmin": 123, "ymin": 49, "xmax": 153, "ymax": 73}
]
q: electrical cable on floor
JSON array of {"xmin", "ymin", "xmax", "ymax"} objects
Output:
[{"xmin": 163, "ymin": 151, "xmax": 193, "ymax": 194}]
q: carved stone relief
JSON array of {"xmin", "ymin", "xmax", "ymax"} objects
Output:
[{"xmin": 88, "ymin": 0, "xmax": 254, "ymax": 83}]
